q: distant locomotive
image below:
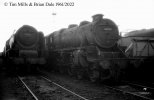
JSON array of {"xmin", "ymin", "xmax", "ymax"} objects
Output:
[
  {"xmin": 46, "ymin": 14, "xmax": 128, "ymax": 82},
  {"xmin": 3, "ymin": 25, "xmax": 45, "ymax": 72}
]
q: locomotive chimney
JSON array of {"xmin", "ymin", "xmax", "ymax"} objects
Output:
[
  {"xmin": 92, "ymin": 14, "xmax": 104, "ymax": 22},
  {"xmin": 68, "ymin": 24, "xmax": 78, "ymax": 28}
]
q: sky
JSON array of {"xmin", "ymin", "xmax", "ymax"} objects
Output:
[{"xmin": 0, "ymin": 0, "xmax": 154, "ymax": 51}]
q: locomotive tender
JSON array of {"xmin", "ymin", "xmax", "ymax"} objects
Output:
[
  {"xmin": 46, "ymin": 14, "xmax": 128, "ymax": 82},
  {"xmin": 3, "ymin": 25, "xmax": 45, "ymax": 72}
]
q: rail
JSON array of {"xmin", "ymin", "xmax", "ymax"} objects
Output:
[
  {"xmin": 104, "ymin": 82, "xmax": 154, "ymax": 100},
  {"xmin": 41, "ymin": 76, "xmax": 89, "ymax": 100},
  {"xmin": 18, "ymin": 76, "xmax": 38, "ymax": 100}
]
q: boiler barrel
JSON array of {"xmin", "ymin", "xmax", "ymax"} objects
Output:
[{"xmin": 52, "ymin": 14, "xmax": 119, "ymax": 49}]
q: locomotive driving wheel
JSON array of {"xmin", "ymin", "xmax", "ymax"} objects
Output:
[
  {"xmin": 88, "ymin": 64, "xmax": 100, "ymax": 82},
  {"xmin": 59, "ymin": 66, "xmax": 65, "ymax": 74},
  {"xmin": 67, "ymin": 65, "xmax": 75, "ymax": 76},
  {"xmin": 76, "ymin": 67, "xmax": 84, "ymax": 80},
  {"xmin": 89, "ymin": 69, "xmax": 100, "ymax": 82},
  {"xmin": 99, "ymin": 60, "xmax": 112, "ymax": 82}
]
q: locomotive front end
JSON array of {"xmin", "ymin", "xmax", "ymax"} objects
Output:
[
  {"xmin": 92, "ymin": 14, "xmax": 119, "ymax": 48},
  {"xmin": 15, "ymin": 25, "xmax": 39, "ymax": 49},
  {"xmin": 4, "ymin": 25, "xmax": 45, "ymax": 73},
  {"xmin": 87, "ymin": 14, "xmax": 127, "ymax": 82}
]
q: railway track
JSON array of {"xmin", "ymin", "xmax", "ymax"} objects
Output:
[
  {"xmin": 18, "ymin": 75, "xmax": 89, "ymax": 100},
  {"xmin": 18, "ymin": 76, "xmax": 38, "ymax": 100},
  {"xmin": 124, "ymin": 80, "xmax": 154, "ymax": 89},
  {"xmin": 104, "ymin": 80, "xmax": 154, "ymax": 100},
  {"xmin": 0, "ymin": 75, "xmax": 35, "ymax": 100},
  {"xmin": 41, "ymin": 76, "xmax": 88, "ymax": 100},
  {"xmin": 122, "ymin": 80, "xmax": 154, "ymax": 93},
  {"xmin": 40, "ymin": 71, "xmax": 154, "ymax": 100}
]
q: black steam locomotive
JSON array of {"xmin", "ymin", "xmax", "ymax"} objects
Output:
[
  {"xmin": 3, "ymin": 25, "xmax": 45, "ymax": 72},
  {"xmin": 45, "ymin": 14, "xmax": 128, "ymax": 82}
]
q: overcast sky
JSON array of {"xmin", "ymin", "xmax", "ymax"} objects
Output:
[{"xmin": 0, "ymin": 0, "xmax": 154, "ymax": 51}]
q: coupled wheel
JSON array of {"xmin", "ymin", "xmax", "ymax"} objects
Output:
[
  {"xmin": 100, "ymin": 69, "xmax": 112, "ymax": 82},
  {"xmin": 88, "ymin": 69, "xmax": 100, "ymax": 82},
  {"xmin": 111, "ymin": 65, "xmax": 121, "ymax": 82},
  {"xmin": 76, "ymin": 72, "xmax": 82, "ymax": 80},
  {"xmin": 67, "ymin": 66, "xmax": 75, "ymax": 76},
  {"xmin": 76, "ymin": 68, "xmax": 83, "ymax": 80},
  {"xmin": 59, "ymin": 66, "xmax": 64, "ymax": 74}
]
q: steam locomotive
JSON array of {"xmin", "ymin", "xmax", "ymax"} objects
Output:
[
  {"xmin": 45, "ymin": 14, "xmax": 129, "ymax": 82},
  {"xmin": 3, "ymin": 25, "xmax": 46, "ymax": 72}
]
